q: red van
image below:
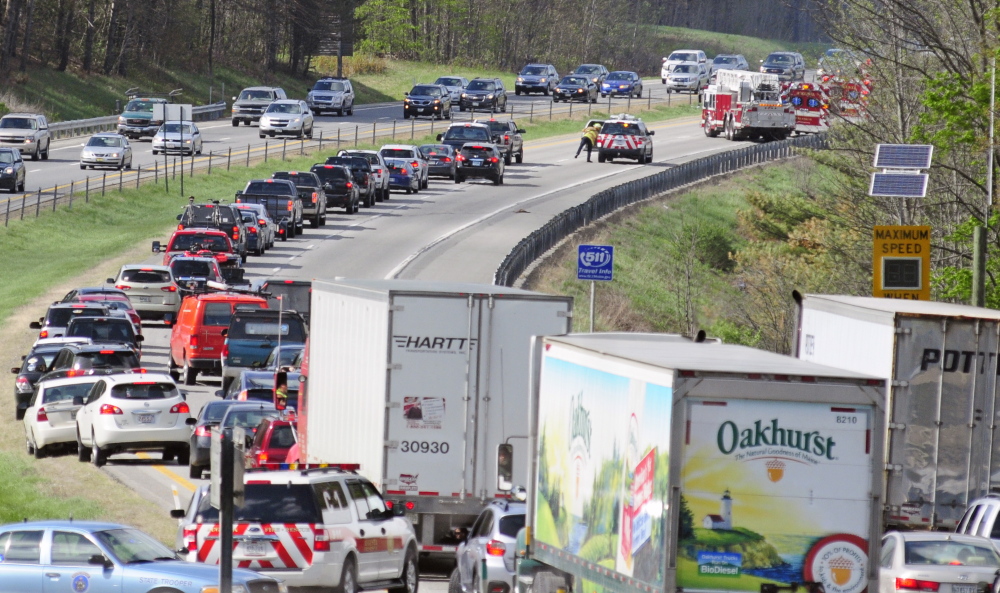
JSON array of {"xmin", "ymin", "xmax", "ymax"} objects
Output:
[{"xmin": 169, "ymin": 293, "xmax": 268, "ymax": 385}]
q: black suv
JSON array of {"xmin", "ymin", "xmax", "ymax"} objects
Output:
[
  {"xmin": 177, "ymin": 202, "xmax": 249, "ymax": 262},
  {"xmin": 45, "ymin": 343, "xmax": 141, "ymax": 376},
  {"xmin": 0, "ymin": 147, "xmax": 25, "ymax": 193},
  {"xmin": 474, "ymin": 119, "xmax": 525, "ymax": 164},
  {"xmin": 324, "ymin": 156, "xmax": 376, "ymax": 208},
  {"xmin": 460, "ymin": 78, "xmax": 508, "ymax": 113},
  {"xmin": 272, "ymin": 171, "xmax": 327, "ymax": 228},
  {"xmin": 310, "ymin": 164, "xmax": 360, "ymax": 213},
  {"xmin": 455, "ymin": 144, "xmax": 505, "ymax": 185},
  {"xmin": 65, "ymin": 316, "xmax": 143, "ymax": 354},
  {"xmin": 404, "ymin": 83, "xmax": 453, "ymax": 120}
]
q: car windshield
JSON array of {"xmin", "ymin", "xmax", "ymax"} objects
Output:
[
  {"xmin": 39, "ymin": 380, "xmax": 98, "ymax": 405},
  {"xmin": 261, "ymin": 282, "xmax": 311, "ymax": 314},
  {"xmin": 66, "ymin": 319, "xmax": 135, "ymax": 342},
  {"xmin": 161, "ymin": 123, "xmax": 194, "ymax": 135},
  {"xmin": 222, "ymin": 407, "xmax": 279, "ymax": 429},
  {"xmin": 47, "ymin": 307, "xmax": 107, "ymax": 326},
  {"xmin": 0, "ymin": 151, "xmax": 14, "ymax": 163},
  {"xmin": 466, "ymin": 80, "xmax": 495, "ymax": 91},
  {"xmin": 410, "ymin": 85, "xmax": 441, "ymax": 97},
  {"xmin": 562, "ymin": 77, "xmax": 588, "ymax": 86},
  {"xmin": 196, "ymin": 483, "xmax": 322, "ymax": 523},
  {"xmin": 171, "ymin": 260, "xmax": 215, "ymax": 278},
  {"xmin": 419, "ymin": 145, "xmax": 451, "ymax": 158},
  {"xmin": 265, "ymin": 346, "xmax": 304, "ymax": 369},
  {"xmin": 435, "ymin": 77, "xmax": 463, "ymax": 87},
  {"xmin": 601, "ymin": 122, "xmax": 642, "ymax": 135},
  {"xmin": 672, "ymin": 65, "xmax": 697, "ymax": 74},
  {"xmin": 715, "ymin": 56, "xmax": 738, "ymax": 64},
  {"xmin": 575, "ymin": 65, "xmax": 601, "ymax": 74},
  {"xmin": 0, "ymin": 117, "xmax": 37, "ymax": 130},
  {"xmin": 93, "ymin": 528, "xmax": 176, "ymax": 564},
  {"xmin": 266, "ymin": 103, "xmax": 302, "ymax": 114},
  {"xmin": 386, "ymin": 160, "xmax": 411, "ymax": 173},
  {"xmin": 72, "ymin": 351, "xmax": 139, "ymax": 370},
  {"xmin": 312, "ymin": 166, "xmax": 350, "ymax": 182},
  {"xmin": 669, "ymin": 52, "xmax": 696, "ymax": 62},
  {"xmin": 21, "ymin": 351, "xmax": 59, "ymax": 373},
  {"xmin": 499, "ymin": 514, "xmax": 526, "ymax": 537},
  {"xmin": 87, "ymin": 136, "xmax": 123, "ymax": 148},
  {"xmin": 381, "ymin": 149, "xmax": 417, "ymax": 159},
  {"xmin": 245, "ymin": 181, "xmax": 295, "ymax": 195},
  {"xmin": 239, "ymin": 90, "xmax": 275, "ymax": 101},
  {"xmin": 201, "ymin": 401, "xmax": 236, "ymax": 423},
  {"xmin": 170, "ymin": 234, "xmax": 230, "ymax": 252},
  {"xmin": 767, "ymin": 54, "xmax": 793, "ymax": 63},
  {"xmin": 606, "ymin": 72, "xmax": 631, "ymax": 81},
  {"xmin": 313, "ymin": 81, "xmax": 345, "ymax": 92},
  {"xmin": 111, "ymin": 382, "xmax": 178, "ymax": 400},
  {"xmin": 123, "ymin": 100, "xmax": 157, "ymax": 113},
  {"xmin": 521, "ymin": 66, "xmax": 546, "ymax": 75},
  {"xmin": 904, "ymin": 540, "xmax": 999, "ymax": 567},
  {"xmin": 444, "ymin": 127, "xmax": 490, "ymax": 141}
]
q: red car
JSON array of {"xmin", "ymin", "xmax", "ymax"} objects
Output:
[
  {"xmin": 245, "ymin": 417, "xmax": 297, "ymax": 467},
  {"xmin": 153, "ymin": 228, "xmax": 241, "ymax": 268}
]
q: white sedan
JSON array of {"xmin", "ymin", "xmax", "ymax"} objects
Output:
[
  {"xmin": 75, "ymin": 371, "xmax": 192, "ymax": 467},
  {"xmin": 23, "ymin": 375, "xmax": 101, "ymax": 458},
  {"xmin": 151, "ymin": 121, "xmax": 203, "ymax": 156},
  {"xmin": 80, "ymin": 133, "xmax": 133, "ymax": 170},
  {"xmin": 259, "ymin": 99, "xmax": 315, "ymax": 139},
  {"xmin": 879, "ymin": 531, "xmax": 1000, "ymax": 593}
]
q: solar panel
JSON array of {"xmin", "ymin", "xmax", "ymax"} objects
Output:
[
  {"xmin": 874, "ymin": 144, "xmax": 933, "ymax": 169},
  {"xmin": 869, "ymin": 172, "xmax": 928, "ymax": 197}
]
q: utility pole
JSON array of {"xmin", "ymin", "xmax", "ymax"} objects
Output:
[{"xmin": 974, "ymin": 56, "xmax": 995, "ymax": 308}]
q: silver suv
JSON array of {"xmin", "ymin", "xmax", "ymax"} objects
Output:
[
  {"xmin": 0, "ymin": 113, "xmax": 51, "ymax": 160},
  {"xmin": 307, "ymin": 77, "xmax": 355, "ymax": 116},
  {"xmin": 231, "ymin": 86, "xmax": 287, "ymax": 126},
  {"xmin": 450, "ymin": 500, "xmax": 526, "ymax": 593}
]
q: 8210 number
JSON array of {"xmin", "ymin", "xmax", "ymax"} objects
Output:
[{"xmin": 400, "ymin": 441, "xmax": 450, "ymax": 454}]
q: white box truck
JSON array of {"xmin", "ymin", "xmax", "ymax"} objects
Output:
[
  {"xmin": 517, "ymin": 333, "xmax": 885, "ymax": 593},
  {"xmin": 795, "ymin": 294, "xmax": 1000, "ymax": 530},
  {"xmin": 299, "ymin": 279, "xmax": 572, "ymax": 557}
]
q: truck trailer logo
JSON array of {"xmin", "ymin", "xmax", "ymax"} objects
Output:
[
  {"xmin": 393, "ymin": 336, "xmax": 477, "ymax": 353},
  {"xmin": 803, "ymin": 534, "xmax": 868, "ymax": 593},
  {"xmin": 717, "ymin": 419, "xmax": 837, "ymax": 460}
]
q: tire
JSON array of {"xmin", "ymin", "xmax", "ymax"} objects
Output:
[
  {"xmin": 504, "ymin": 152, "xmax": 511, "ymax": 165},
  {"xmin": 18, "ymin": 179, "xmax": 24, "ymax": 192},
  {"xmin": 338, "ymin": 107, "xmax": 344, "ymax": 116},
  {"xmin": 591, "ymin": 95, "xmax": 598, "ymax": 104},
  {"xmin": 515, "ymin": 89, "xmax": 521, "ymax": 96},
  {"xmin": 459, "ymin": 105, "xmax": 465, "ymax": 112},
  {"xmin": 403, "ymin": 112, "xmax": 410, "ymax": 119},
  {"xmin": 15, "ymin": 405, "xmax": 24, "ymax": 421},
  {"xmin": 348, "ymin": 104, "xmax": 354, "ymax": 115},
  {"xmin": 500, "ymin": 101, "xmax": 506, "ymax": 113},
  {"xmin": 152, "ymin": 150, "xmax": 158, "ymax": 155},
  {"xmin": 91, "ymin": 435, "xmax": 107, "ymax": 468},
  {"xmin": 42, "ymin": 143, "xmax": 50, "ymax": 160},
  {"xmin": 31, "ymin": 150, "xmax": 39, "ymax": 161},
  {"xmin": 448, "ymin": 567, "xmax": 462, "ymax": 593},
  {"xmin": 32, "ymin": 438, "xmax": 46, "ymax": 459},
  {"xmin": 175, "ymin": 444, "xmax": 190, "ymax": 466},
  {"xmin": 516, "ymin": 150, "xmax": 524, "ymax": 164},
  {"xmin": 406, "ymin": 188, "xmax": 413, "ymax": 194},
  {"xmin": 189, "ymin": 464, "xmax": 203, "ymax": 480},
  {"xmin": 493, "ymin": 173, "xmax": 502, "ymax": 186},
  {"xmin": 543, "ymin": 88, "xmax": 549, "ymax": 96},
  {"xmin": 26, "ymin": 436, "xmax": 35, "ymax": 456},
  {"xmin": 80, "ymin": 164, "xmax": 86, "ymax": 170},
  {"xmin": 77, "ymin": 430, "xmax": 91, "ymax": 462},
  {"xmin": 183, "ymin": 358, "xmax": 197, "ymax": 386},
  {"xmin": 337, "ymin": 558, "xmax": 358, "ymax": 593},
  {"xmin": 597, "ymin": 153, "xmax": 606, "ymax": 163},
  {"xmin": 307, "ymin": 126, "xmax": 314, "ymax": 139},
  {"xmin": 388, "ymin": 548, "xmax": 419, "ymax": 593},
  {"xmin": 455, "ymin": 175, "xmax": 463, "ymax": 184},
  {"xmin": 311, "ymin": 215, "xmax": 320, "ymax": 228},
  {"xmin": 259, "ymin": 134, "xmax": 266, "ymax": 139}
]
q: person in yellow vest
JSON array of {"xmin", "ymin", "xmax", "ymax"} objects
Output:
[{"xmin": 575, "ymin": 122, "xmax": 601, "ymax": 162}]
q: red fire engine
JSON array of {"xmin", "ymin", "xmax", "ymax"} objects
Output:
[
  {"xmin": 821, "ymin": 75, "xmax": 871, "ymax": 123},
  {"xmin": 786, "ymin": 82, "xmax": 830, "ymax": 134},
  {"xmin": 702, "ymin": 70, "xmax": 795, "ymax": 141}
]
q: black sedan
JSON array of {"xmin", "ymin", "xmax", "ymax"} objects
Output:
[
  {"xmin": 419, "ymin": 144, "xmax": 458, "ymax": 179},
  {"xmin": 0, "ymin": 147, "xmax": 25, "ymax": 193},
  {"xmin": 186, "ymin": 399, "xmax": 240, "ymax": 479},
  {"xmin": 553, "ymin": 76, "xmax": 598, "ymax": 103},
  {"xmin": 11, "ymin": 340, "xmax": 90, "ymax": 420}
]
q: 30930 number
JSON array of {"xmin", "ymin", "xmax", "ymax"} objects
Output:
[{"xmin": 400, "ymin": 441, "xmax": 450, "ymax": 454}]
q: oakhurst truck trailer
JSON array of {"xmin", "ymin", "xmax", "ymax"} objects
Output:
[
  {"xmin": 795, "ymin": 293, "xmax": 1000, "ymax": 529},
  {"xmin": 516, "ymin": 333, "xmax": 885, "ymax": 593},
  {"xmin": 299, "ymin": 279, "xmax": 572, "ymax": 558}
]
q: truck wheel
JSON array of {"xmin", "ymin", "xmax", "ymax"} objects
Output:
[
  {"xmin": 516, "ymin": 150, "xmax": 523, "ymax": 164},
  {"xmin": 447, "ymin": 568, "xmax": 462, "ymax": 593},
  {"xmin": 504, "ymin": 152, "xmax": 511, "ymax": 165},
  {"xmin": 183, "ymin": 359, "xmax": 197, "ymax": 386},
  {"xmin": 168, "ymin": 355, "xmax": 181, "ymax": 382},
  {"xmin": 387, "ymin": 548, "xmax": 419, "ymax": 593},
  {"xmin": 337, "ymin": 558, "xmax": 358, "ymax": 593},
  {"xmin": 597, "ymin": 153, "xmax": 606, "ymax": 163},
  {"xmin": 189, "ymin": 464, "xmax": 203, "ymax": 479},
  {"xmin": 311, "ymin": 215, "xmax": 320, "ymax": 228},
  {"xmin": 232, "ymin": 119, "xmax": 239, "ymax": 127}
]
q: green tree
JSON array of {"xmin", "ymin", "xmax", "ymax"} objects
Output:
[
  {"xmin": 355, "ymin": 0, "xmax": 419, "ymax": 58},
  {"xmin": 678, "ymin": 495, "xmax": 694, "ymax": 541}
]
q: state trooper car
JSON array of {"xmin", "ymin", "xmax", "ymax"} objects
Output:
[{"xmin": 595, "ymin": 114, "xmax": 655, "ymax": 164}]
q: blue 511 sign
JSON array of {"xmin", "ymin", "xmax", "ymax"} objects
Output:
[{"xmin": 577, "ymin": 244, "xmax": 614, "ymax": 281}]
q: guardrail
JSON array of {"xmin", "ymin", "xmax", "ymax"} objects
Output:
[
  {"xmin": 48, "ymin": 101, "xmax": 229, "ymax": 139},
  {"xmin": 492, "ymin": 132, "xmax": 829, "ymax": 287}
]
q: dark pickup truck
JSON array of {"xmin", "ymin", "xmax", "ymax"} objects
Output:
[
  {"xmin": 271, "ymin": 171, "xmax": 327, "ymax": 228},
  {"xmin": 176, "ymin": 201, "xmax": 249, "ymax": 262},
  {"xmin": 234, "ymin": 179, "xmax": 304, "ymax": 240}
]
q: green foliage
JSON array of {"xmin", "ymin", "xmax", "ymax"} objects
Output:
[
  {"xmin": 678, "ymin": 495, "xmax": 695, "ymax": 541},
  {"xmin": 932, "ymin": 213, "xmax": 1000, "ymax": 308},
  {"xmin": 0, "ymin": 453, "xmax": 102, "ymax": 523},
  {"xmin": 355, "ymin": 0, "xmax": 420, "ymax": 58}
]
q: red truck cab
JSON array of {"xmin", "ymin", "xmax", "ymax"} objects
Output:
[{"xmin": 169, "ymin": 293, "xmax": 268, "ymax": 385}]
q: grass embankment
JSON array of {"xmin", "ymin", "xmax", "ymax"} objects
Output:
[
  {"xmin": 0, "ymin": 102, "xmax": 697, "ymax": 538},
  {"xmin": 653, "ymin": 26, "xmax": 827, "ymax": 66},
  {"xmin": 524, "ymin": 159, "xmax": 835, "ymax": 345}
]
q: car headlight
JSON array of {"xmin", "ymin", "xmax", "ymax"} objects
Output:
[
  {"xmin": 487, "ymin": 94, "xmax": 494, "ymax": 99},
  {"xmin": 111, "ymin": 152, "xmax": 119, "ymax": 158},
  {"xmin": 540, "ymin": 78, "xmax": 547, "ymax": 83},
  {"xmin": 577, "ymin": 89, "xmax": 584, "ymax": 93},
  {"xmin": 118, "ymin": 116, "xmax": 126, "ymax": 123},
  {"xmin": 433, "ymin": 99, "xmax": 440, "ymax": 104},
  {"xmin": 592, "ymin": 77, "xmax": 599, "ymax": 82},
  {"xmin": 3, "ymin": 166, "xmax": 12, "ymax": 174},
  {"xmin": 292, "ymin": 117, "xmax": 301, "ymax": 123},
  {"xmin": 24, "ymin": 138, "xmax": 33, "ymax": 143},
  {"xmin": 404, "ymin": 98, "xmax": 410, "ymax": 103},
  {"xmin": 184, "ymin": 139, "xmax": 192, "ymax": 144},
  {"xmin": 516, "ymin": 77, "xmax": 523, "ymax": 82},
  {"xmin": 461, "ymin": 93, "xmax": 467, "ymax": 98}
]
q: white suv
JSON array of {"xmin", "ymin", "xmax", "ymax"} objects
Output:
[
  {"xmin": 75, "ymin": 371, "xmax": 191, "ymax": 467},
  {"xmin": 184, "ymin": 465, "xmax": 419, "ymax": 593},
  {"xmin": 259, "ymin": 99, "xmax": 315, "ymax": 139},
  {"xmin": 957, "ymin": 495, "xmax": 1000, "ymax": 539}
]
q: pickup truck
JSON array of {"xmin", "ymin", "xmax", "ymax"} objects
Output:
[
  {"xmin": 176, "ymin": 201, "xmax": 249, "ymax": 262},
  {"xmin": 234, "ymin": 179, "xmax": 304, "ymax": 240},
  {"xmin": 271, "ymin": 171, "xmax": 327, "ymax": 228}
]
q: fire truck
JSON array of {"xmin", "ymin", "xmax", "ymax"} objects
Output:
[
  {"xmin": 821, "ymin": 75, "xmax": 870, "ymax": 123},
  {"xmin": 786, "ymin": 81, "xmax": 830, "ymax": 134},
  {"xmin": 701, "ymin": 70, "xmax": 795, "ymax": 141}
]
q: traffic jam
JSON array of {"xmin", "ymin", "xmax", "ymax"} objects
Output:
[{"xmin": 3, "ymin": 49, "xmax": 879, "ymax": 593}]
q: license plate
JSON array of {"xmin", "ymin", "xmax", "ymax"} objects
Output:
[
  {"xmin": 471, "ymin": 159, "xmax": 483, "ymax": 166},
  {"xmin": 953, "ymin": 587, "xmax": 975, "ymax": 593},
  {"xmin": 614, "ymin": 140, "xmax": 625, "ymax": 146},
  {"xmin": 472, "ymin": 102, "xmax": 481, "ymax": 106},
  {"xmin": 243, "ymin": 541, "xmax": 268, "ymax": 557},
  {"xmin": 406, "ymin": 513, "xmax": 419, "ymax": 524},
  {"xmin": 137, "ymin": 296, "xmax": 151, "ymax": 303},
  {"xmin": 136, "ymin": 414, "xmax": 155, "ymax": 424}
]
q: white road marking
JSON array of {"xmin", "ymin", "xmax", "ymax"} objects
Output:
[
  {"xmin": 271, "ymin": 267, "xmax": 281, "ymax": 273},
  {"xmin": 287, "ymin": 257, "xmax": 296, "ymax": 262},
  {"xmin": 306, "ymin": 244, "xmax": 314, "ymax": 249},
  {"xmin": 29, "ymin": 168, "xmax": 40, "ymax": 172}
]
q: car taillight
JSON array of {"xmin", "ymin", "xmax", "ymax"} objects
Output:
[
  {"xmin": 258, "ymin": 219, "xmax": 266, "ymax": 225},
  {"xmin": 314, "ymin": 528, "xmax": 331, "ymax": 552},
  {"xmin": 16, "ymin": 376, "xmax": 29, "ymax": 389},
  {"xmin": 237, "ymin": 390, "xmax": 249, "ymax": 401},
  {"xmin": 411, "ymin": 161, "xmax": 419, "ymax": 168},
  {"xmin": 404, "ymin": 501, "xmax": 415, "ymax": 511},
  {"xmin": 162, "ymin": 285, "xmax": 177, "ymax": 292},
  {"xmin": 222, "ymin": 344, "xmax": 229, "ymax": 357},
  {"xmin": 232, "ymin": 226, "xmax": 239, "ymax": 240},
  {"xmin": 194, "ymin": 425, "xmax": 211, "ymax": 437},
  {"xmin": 442, "ymin": 157, "xmax": 452, "ymax": 162},
  {"xmin": 183, "ymin": 525, "xmax": 198, "ymax": 552},
  {"xmin": 457, "ymin": 155, "xmax": 465, "ymax": 161},
  {"xmin": 177, "ymin": 224, "xmax": 185, "ymax": 230},
  {"xmin": 190, "ymin": 335, "xmax": 199, "ymax": 349},
  {"xmin": 311, "ymin": 192, "xmax": 318, "ymax": 203},
  {"xmin": 490, "ymin": 157, "xmax": 498, "ymax": 163},
  {"xmin": 100, "ymin": 404, "xmax": 123, "ymax": 415},
  {"xmin": 249, "ymin": 227, "xmax": 257, "ymax": 234},
  {"xmin": 504, "ymin": 135, "xmax": 510, "ymax": 142},
  {"xmin": 170, "ymin": 402, "xmax": 190, "ymax": 414},
  {"xmin": 39, "ymin": 330, "xmax": 49, "ymax": 338},
  {"xmin": 896, "ymin": 580, "xmax": 940, "ymax": 592},
  {"xmin": 346, "ymin": 182, "xmax": 352, "ymax": 188},
  {"xmin": 36, "ymin": 407, "xmax": 48, "ymax": 422},
  {"xmin": 115, "ymin": 284, "xmax": 130, "ymax": 290},
  {"xmin": 287, "ymin": 201, "xmax": 294, "ymax": 211},
  {"xmin": 257, "ymin": 451, "xmax": 269, "ymax": 464},
  {"xmin": 486, "ymin": 540, "xmax": 506, "ymax": 556}
]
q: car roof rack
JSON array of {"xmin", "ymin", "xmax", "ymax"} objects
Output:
[{"xmin": 125, "ymin": 88, "xmax": 183, "ymax": 100}]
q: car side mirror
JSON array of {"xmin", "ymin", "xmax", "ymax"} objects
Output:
[
  {"xmin": 648, "ymin": 130, "xmax": 655, "ymax": 135},
  {"xmin": 135, "ymin": 335, "xmax": 144, "ymax": 342},
  {"xmin": 11, "ymin": 367, "xmax": 20, "ymax": 374},
  {"xmin": 73, "ymin": 395, "xmax": 85, "ymax": 406},
  {"xmin": 759, "ymin": 59, "xmax": 764, "ymax": 63},
  {"xmin": 221, "ymin": 329, "xmax": 228, "ymax": 337},
  {"xmin": 176, "ymin": 214, "xmax": 183, "ymax": 220},
  {"xmin": 170, "ymin": 509, "xmax": 186, "ymax": 519},
  {"xmin": 404, "ymin": 92, "xmax": 409, "ymax": 97},
  {"xmin": 106, "ymin": 278, "xmax": 115, "ymax": 284},
  {"xmin": 214, "ymin": 389, "xmax": 224, "ymax": 398},
  {"xmin": 516, "ymin": 129, "xmax": 526, "ymax": 134},
  {"xmin": 436, "ymin": 134, "xmax": 443, "ymax": 141},
  {"xmin": 232, "ymin": 96, "xmax": 237, "ymax": 101},
  {"xmin": 29, "ymin": 321, "xmax": 41, "ymax": 329},
  {"xmin": 88, "ymin": 554, "xmax": 113, "ymax": 569}
]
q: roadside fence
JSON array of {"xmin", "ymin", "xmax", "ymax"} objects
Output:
[{"xmin": 492, "ymin": 133, "xmax": 829, "ymax": 287}]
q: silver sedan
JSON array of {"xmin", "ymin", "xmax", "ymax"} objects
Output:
[
  {"xmin": 79, "ymin": 133, "xmax": 133, "ymax": 170},
  {"xmin": 879, "ymin": 531, "xmax": 1000, "ymax": 593},
  {"xmin": 151, "ymin": 121, "xmax": 203, "ymax": 156}
]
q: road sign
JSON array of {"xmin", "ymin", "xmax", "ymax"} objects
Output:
[
  {"xmin": 578, "ymin": 244, "xmax": 614, "ymax": 281},
  {"xmin": 873, "ymin": 225, "xmax": 930, "ymax": 300},
  {"xmin": 153, "ymin": 103, "xmax": 192, "ymax": 122}
]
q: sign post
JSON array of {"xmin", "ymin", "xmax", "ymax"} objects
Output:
[
  {"xmin": 211, "ymin": 426, "xmax": 245, "ymax": 593},
  {"xmin": 577, "ymin": 244, "xmax": 614, "ymax": 332},
  {"xmin": 873, "ymin": 225, "xmax": 931, "ymax": 300}
]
